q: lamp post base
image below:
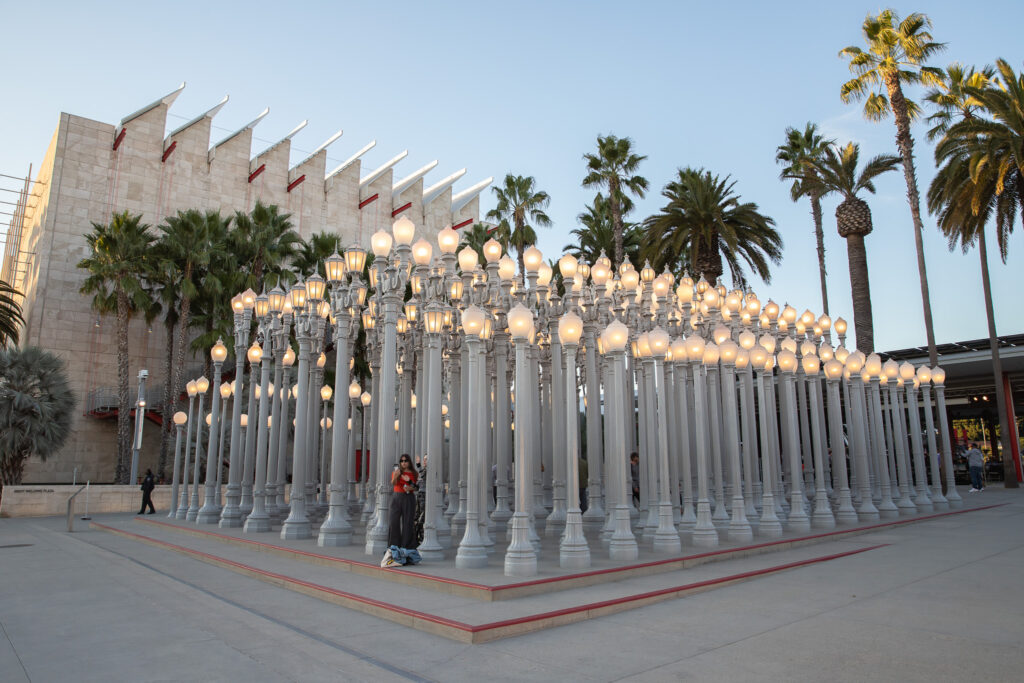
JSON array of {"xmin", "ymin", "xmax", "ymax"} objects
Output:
[{"xmin": 243, "ymin": 513, "xmax": 271, "ymax": 533}]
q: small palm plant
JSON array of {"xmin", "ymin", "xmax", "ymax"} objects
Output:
[
  {"xmin": 0, "ymin": 346, "xmax": 75, "ymax": 492},
  {"xmin": 0, "ymin": 279, "xmax": 25, "ymax": 347}
]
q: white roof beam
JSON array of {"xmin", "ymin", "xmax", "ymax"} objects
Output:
[
  {"xmin": 165, "ymin": 94, "xmax": 228, "ymax": 144},
  {"xmin": 392, "ymin": 160, "xmax": 438, "ymax": 196},
  {"xmin": 208, "ymin": 107, "xmax": 269, "ymax": 162},
  {"xmin": 326, "ymin": 140, "xmax": 375, "ymax": 180},
  {"xmin": 360, "ymin": 150, "xmax": 408, "ymax": 187},
  {"xmin": 452, "ymin": 176, "xmax": 494, "ymax": 212},
  {"xmin": 117, "ymin": 81, "xmax": 186, "ymax": 134},
  {"xmin": 423, "ymin": 168, "xmax": 467, "ymax": 204}
]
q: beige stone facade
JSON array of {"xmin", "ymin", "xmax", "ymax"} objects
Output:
[{"xmin": 6, "ymin": 87, "xmax": 490, "ymax": 484}]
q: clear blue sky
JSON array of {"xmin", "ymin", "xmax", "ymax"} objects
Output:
[{"xmin": 1, "ymin": 1, "xmax": 1020, "ymax": 352}]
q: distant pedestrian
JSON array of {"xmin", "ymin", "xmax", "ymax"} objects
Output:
[
  {"xmin": 966, "ymin": 443, "xmax": 985, "ymax": 492},
  {"xmin": 630, "ymin": 453, "xmax": 640, "ymax": 505},
  {"xmin": 139, "ymin": 469, "xmax": 156, "ymax": 514}
]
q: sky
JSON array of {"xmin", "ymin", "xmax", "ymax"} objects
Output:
[{"xmin": 0, "ymin": 0, "xmax": 1021, "ymax": 352}]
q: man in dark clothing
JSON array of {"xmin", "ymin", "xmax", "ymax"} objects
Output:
[
  {"xmin": 139, "ymin": 469, "xmax": 156, "ymax": 514},
  {"xmin": 630, "ymin": 453, "xmax": 640, "ymax": 505},
  {"xmin": 965, "ymin": 443, "xmax": 985, "ymax": 492}
]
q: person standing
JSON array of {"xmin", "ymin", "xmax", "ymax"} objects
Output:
[
  {"xmin": 966, "ymin": 444, "xmax": 985, "ymax": 492},
  {"xmin": 630, "ymin": 452, "xmax": 640, "ymax": 505},
  {"xmin": 387, "ymin": 455, "xmax": 418, "ymax": 551},
  {"xmin": 138, "ymin": 469, "xmax": 156, "ymax": 514}
]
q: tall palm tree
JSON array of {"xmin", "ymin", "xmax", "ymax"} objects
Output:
[
  {"xmin": 839, "ymin": 9, "xmax": 946, "ymax": 365},
  {"xmin": 776, "ymin": 123, "xmax": 835, "ymax": 315},
  {"xmin": 0, "ymin": 279, "xmax": 25, "ymax": 347},
  {"xmin": 158, "ymin": 209, "xmax": 232, "ymax": 428},
  {"xmin": 582, "ymin": 135, "xmax": 648, "ymax": 267},
  {"xmin": 0, "ymin": 346, "xmax": 75, "ymax": 493},
  {"xmin": 924, "ymin": 63, "xmax": 995, "ymax": 142},
  {"xmin": 145, "ymin": 256, "xmax": 180, "ymax": 480},
  {"xmin": 640, "ymin": 168, "xmax": 781, "ymax": 286},
  {"xmin": 79, "ymin": 211, "xmax": 156, "ymax": 482},
  {"xmin": 564, "ymin": 193, "xmax": 641, "ymax": 267},
  {"xmin": 232, "ymin": 201, "xmax": 300, "ymax": 290},
  {"xmin": 929, "ymin": 58, "xmax": 1024, "ymax": 487},
  {"xmin": 487, "ymin": 174, "xmax": 551, "ymax": 275},
  {"xmin": 808, "ymin": 143, "xmax": 901, "ymax": 354}
]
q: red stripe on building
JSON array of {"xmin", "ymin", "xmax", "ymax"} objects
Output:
[
  {"xmin": 391, "ymin": 202, "xmax": 412, "ymax": 217},
  {"xmin": 248, "ymin": 164, "xmax": 266, "ymax": 183},
  {"xmin": 112, "ymin": 128, "xmax": 127, "ymax": 151},
  {"xmin": 161, "ymin": 141, "xmax": 177, "ymax": 163},
  {"xmin": 452, "ymin": 218, "xmax": 473, "ymax": 231},
  {"xmin": 287, "ymin": 174, "xmax": 306, "ymax": 193},
  {"xmin": 358, "ymin": 193, "xmax": 379, "ymax": 209}
]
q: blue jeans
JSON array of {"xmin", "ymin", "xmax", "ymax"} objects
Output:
[{"xmin": 969, "ymin": 466, "xmax": 984, "ymax": 490}]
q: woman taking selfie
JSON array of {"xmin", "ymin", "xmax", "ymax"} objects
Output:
[{"xmin": 388, "ymin": 454, "xmax": 418, "ymax": 549}]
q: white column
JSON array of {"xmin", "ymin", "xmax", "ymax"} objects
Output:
[
  {"xmin": 608, "ymin": 344, "xmax": 639, "ymax": 560},
  {"xmin": 921, "ymin": 381, "xmax": 948, "ymax": 509},
  {"xmin": 505, "ymin": 329, "xmax": 538, "ymax": 575},
  {"xmin": 318, "ymin": 305, "xmax": 353, "ymax": 546},
  {"xmin": 933, "ymin": 381, "xmax": 962, "ymax": 507},
  {"xmin": 174, "ymin": 393, "xmax": 196, "ymax": 519},
  {"xmin": 720, "ymin": 353, "xmax": 752, "ymax": 542},
  {"xmin": 281, "ymin": 313, "xmax": 314, "ymax": 540},
  {"xmin": 826, "ymin": 375, "xmax": 858, "ymax": 523}
]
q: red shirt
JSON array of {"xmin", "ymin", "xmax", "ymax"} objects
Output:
[{"xmin": 393, "ymin": 467, "xmax": 417, "ymax": 493}]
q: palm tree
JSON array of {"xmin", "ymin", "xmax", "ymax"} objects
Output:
[
  {"xmin": 232, "ymin": 201, "xmax": 300, "ymax": 290},
  {"xmin": 808, "ymin": 143, "xmax": 901, "ymax": 354},
  {"xmin": 839, "ymin": 9, "xmax": 946, "ymax": 366},
  {"xmin": 776, "ymin": 123, "xmax": 835, "ymax": 315},
  {"xmin": 582, "ymin": 135, "xmax": 649, "ymax": 267},
  {"xmin": 640, "ymin": 168, "xmax": 781, "ymax": 286},
  {"xmin": 0, "ymin": 346, "xmax": 75, "ymax": 493},
  {"xmin": 929, "ymin": 58, "xmax": 1023, "ymax": 487},
  {"xmin": 79, "ymin": 211, "xmax": 156, "ymax": 482},
  {"xmin": 486, "ymin": 174, "xmax": 551, "ymax": 275},
  {"xmin": 145, "ymin": 257, "xmax": 180, "ymax": 480},
  {"xmin": 158, "ymin": 209, "xmax": 232, "ymax": 428},
  {"xmin": 0, "ymin": 279, "xmax": 25, "ymax": 347},
  {"xmin": 564, "ymin": 194, "xmax": 641, "ymax": 267},
  {"xmin": 924, "ymin": 63, "xmax": 995, "ymax": 141}
]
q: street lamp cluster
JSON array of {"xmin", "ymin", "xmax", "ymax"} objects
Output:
[{"xmin": 163, "ymin": 216, "xmax": 961, "ymax": 576}]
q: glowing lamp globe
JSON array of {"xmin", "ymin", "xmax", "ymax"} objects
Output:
[
  {"xmin": 845, "ymin": 352, "xmax": 864, "ymax": 374},
  {"xmin": 622, "ymin": 269, "xmax": 640, "ymax": 292},
  {"xmin": 736, "ymin": 349, "xmax": 750, "ymax": 369},
  {"xmin": 522, "ymin": 245, "xmax": 543, "ymax": 272},
  {"xmin": 412, "ymin": 238, "xmax": 433, "ymax": 266},
  {"xmin": 685, "ymin": 335, "xmax": 706, "ymax": 361},
  {"xmin": 777, "ymin": 349, "xmax": 797, "ymax": 373},
  {"xmin": 670, "ymin": 336, "xmax": 687, "ymax": 361},
  {"xmin": 173, "ymin": 411, "xmax": 188, "ymax": 426},
  {"xmin": 483, "ymin": 238, "xmax": 503, "ymax": 264},
  {"xmin": 835, "ymin": 346, "xmax": 850, "ymax": 364},
  {"xmin": 603, "ymin": 320, "xmax": 629, "ymax": 352},
  {"xmin": 899, "ymin": 361, "xmax": 916, "ymax": 382},
  {"xmin": 864, "ymin": 353, "xmax": 882, "ymax": 377},
  {"xmin": 750, "ymin": 346, "xmax": 767, "ymax": 368},
  {"xmin": 649, "ymin": 326, "xmax": 670, "ymax": 356},
  {"xmin": 457, "ymin": 246, "xmax": 478, "ymax": 272},
  {"xmin": 371, "ymin": 229, "xmax": 393, "ymax": 257},
  {"xmin": 497, "ymin": 256, "xmax": 516, "ymax": 281},
  {"xmin": 834, "ymin": 317, "xmax": 848, "ymax": 335},
  {"xmin": 712, "ymin": 325, "xmax": 730, "ymax": 345},
  {"xmin": 702, "ymin": 342, "xmax": 720, "ymax": 365},
  {"xmin": 283, "ymin": 347, "xmax": 296, "ymax": 367},
  {"xmin": 738, "ymin": 330, "xmax": 756, "ymax": 350},
  {"xmin": 437, "ymin": 225, "xmax": 459, "ymax": 254},
  {"xmin": 507, "ymin": 304, "xmax": 534, "ymax": 341},
  {"xmin": 186, "ymin": 380, "xmax": 198, "ymax": 397},
  {"xmin": 780, "ymin": 337, "xmax": 797, "ymax": 354},
  {"xmin": 931, "ymin": 366, "xmax": 946, "ymax": 385},
  {"xmin": 824, "ymin": 359, "xmax": 843, "ymax": 379},
  {"xmin": 220, "ymin": 382, "xmax": 231, "ymax": 399},
  {"xmin": 917, "ymin": 365, "xmax": 932, "ymax": 384},
  {"xmin": 325, "ymin": 252, "xmax": 346, "ymax": 284},
  {"xmin": 211, "ymin": 339, "xmax": 228, "ymax": 363},
  {"xmin": 719, "ymin": 340, "xmax": 739, "ymax": 365},
  {"xmin": 392, "ymin": 215, "xmax": 416, "ymax": 246},
  {"xmin": 819, "ymin": 344, "xmax": 834, "ymax": 362},
  {"xmin": 345, "ymin": 244, "xmax": 368, "ymax": 274},
  {"xmin": 759, "ymin": 335, "xmax": 776, "ymax": 354},
  {"xmin": 558, "ymin": 254, "xmax": 578, "ymax": 279},
  {"xmin": 361, "ymin": 392, "xmax": 371, "ymax": 407},
  {"xmin": 764, "ymin": 300, "xmax": 780, "ymax": 321},
  {"xmin": 558, "ymin": 311, "xmax": 584, "ymax": 345},
  {"xmin": 538, "ymin": 263, "xmax": 553, "ymax": 287},
  {"xmin": 462, "ymin": 305, "xmax": 486, "ymax": 337},
  {"xmin": 802, "ymin": 353, "xmax": 820, "ymax": 375}
]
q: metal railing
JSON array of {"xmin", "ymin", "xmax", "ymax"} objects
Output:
[{"xmin": 66, "ymin": 484, "xmax": 87, "ymax": 532}]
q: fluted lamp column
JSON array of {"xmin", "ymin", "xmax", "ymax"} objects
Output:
[
  {"xmin": 505, "ymin": 303, "xmax": 539, "ymax": 575},
  {"xmin": 558, "ymin": 311, "xmax": 592, "ymax": 567},
  {"xmin": 175, "ymin": 382, "xmax": 197, "ymax": 519},
  {"xmin": 186, "ymin": 376, "xmax": 208, "ymax": 521},
  {"xmin": 719, "ymin": 340, "xmax": 753, "ymax": 542},
  {"xmin": 281, "ymin": 278, "xmax": 316, "ymax": 540},
  {"xmin": 197, "ymin": 340, "xmax": 228, "ymax": 524},
  {"xmin": 932, "ymin": 367, "xmax": 962, "ymax": 507},
  {"xmin": 456, "ymin": 304, "xmax": 489, "ymax": 569},
  {"xmin": 221, "ymin": 290, "xmax": 256, "ymax": 527},
  {"xmin": 168, "ymin": 411, "xmax": 188, "ymax": 517}
]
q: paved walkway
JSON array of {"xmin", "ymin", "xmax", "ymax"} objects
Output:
[{"xmin": 1, "ymin": 489, "xmax": 1022, "ymax": 682}]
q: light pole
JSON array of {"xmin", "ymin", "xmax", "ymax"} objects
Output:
[
  {"xmin": 824, "ymin": 359, "xmax": 858, "ymax": 523},
  {"xmin": 175, "ymin": 380, "xmax": 197, "ymax": 519},
  {"xmin": 802, "ymin": 353, "xmax": 836, "ymax": 528},
  {"xmin": 931, "ymin": 367, "xmax": 962, "ymax": 507},
  {"xmin": 752, "ymin": 345, "xmax": 783, "ymax": 535},
  {"xmin": 846, "ymin": 352, "xmax": 879, "ymax": 522},
  {"xmin": 719, "ymin": 340, "xmax": 752, "ymax": 542},
  {"xmin": 197, "ymin": 340, "xmax": 228, "ymax": 523},
  {"xmin": 240, "ymin": 332, "xmax": 263, "ymax": 517},
  {"xmin": 901, "ymin": 362, "xmax": 933, "ymax": 512},
  {"xmin": 605, "ymin": 319, "xmax": 640, "ymax": 560},
  {"xmin": 186, "ymin": 375, "xmax": 209, "ymax": 522},
  {"xmin": 505, "ymin": 303, "xmax": 538, "ymax": 575},
  {"xmin": 778, "ymin": 349, "xmax": 811, "ymax": 532},
  {"xmin": 168, "ymin": 411, "xmax": 187, "ymax": 517},
  {"xmin": 456, "ymin": 304, "xmax": 488, "ymax": 569},
  {"xmin": 558, "ymin": 310, "xmax": 591, "ymax": 567},
  {"xmin": 917, "ymin": 365, "xmax": 948, "ymax": 510},
  {"xmin": 865, "ymin": 354, "xmax": 898, "ymax": 518},
  {"xmin": 129, "ymin": 369, "xmax": 148, "ymax": 485}
]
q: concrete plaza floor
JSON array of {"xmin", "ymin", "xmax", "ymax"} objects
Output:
[{"xmin": 1, "ymin": 489, "xmax": 1022, "ymax": 682}]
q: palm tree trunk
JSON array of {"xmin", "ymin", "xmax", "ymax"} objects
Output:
[
  {"xmin": 157, "ymin": 317, "xmax": 175, "ymax": 479},
  {"xmin": 845, "ymin": 233, "xmax": 874, "ymax": 354},
  {"xmin": 886, "ymin": 75, "xmax": 937, "ymax": 366},
  {"xmin": 172, "ymin": 296, "xmax": 192, "ymax": 427},
  {"xmin": 810, "ymin": 190, "xmax": 829, "ymax": 315},
  {"xmin": 610, "ymin": 177, "xmax": 623, "ymax": 267},
  {"xmin": 116, "ymin": 292, "xmax": 132, "ymax": 483},
  {"xmin": 978, "ymin": 229, "xmax": 1018, "ymax": 488}
]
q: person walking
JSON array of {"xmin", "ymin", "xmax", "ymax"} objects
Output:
[
  {"xmin": 966, "ymin": 443, "xmax": 985, "ymax": 492},
  {"xmin": 138, "ymin": 469, "xmax": 156, "ymax": 514},
  {"xmin": 386, "ymin": 455, "xmax": 418, "ymax": 554}
]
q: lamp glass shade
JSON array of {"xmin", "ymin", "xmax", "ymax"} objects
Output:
[
  {"xmin": 247, "ymin": 342, "xmax": 262, "ymax": 364},
  {"xmin": 917, "ymin": 365, "xmax": 932, "ymax": 383},
  {"xmin": 507, "ymin": 304, "xmax": 534, "ymax": 341},
  {"xmin": 283, "ymin": 347, "xmax": 296, "ymax": 367},
  {"xmin": 864, "ymin": 353, "xmax": 882, "ymax": 377},
  {"xmin": 725, "ymin": 290, "xmax": 742, "ymax": 313},
  {"xmin": 603, "ymin": 320, "xmax": 629, "ymax": 352},
  {"xmin": 392, "ymin": 215, "xmax": 416, "ymax": 246},
  {"xmin": 538, "ymin": 262, "xmax": 553, "ymax": 287},
  {"xmin": 670, "ymin": 336, "xmax": 687, "ymax": 360},
  {"xmin": 685, "ymin": 335, "xmax": 706, "ymax": 361},
  {"xmin": 220, "ymin": 382, "xmax": 232, "ymax": 398},
  {"xmin": 449, "ymin": 279, "xmax": 464, "ymax": 301},
  {"xmin": 186, "ymin": 380, "xmax": 198, "ymax": 397},
  {"xmin": 305, "ymin": 273, "xmax": 326, "ymax": 303},
  {"xmin": 497, "ymin": 256, "xmax": 516, "ymax": 281},
  {"xmin": 777, "ymin": 349, "xmax": 797, "ymax": 373},
  {"xmin": 735, "ymin": 349, "xmax": 749, "ymax": 369},
  {"xmin": 483, "ymin": 238, "xmax": 503, "ymax": 263},
  {"xmin": 325, "ymin": 252, "xmax": 345, "ymax": 283},
  {"xmin": 737, "ymin": 330, "xmax": 756, "ymax": 350},
  {"xmin": 834, "ymin": 346, "xmax": 850, "ymax": 364},
  {"xmin": 931, "ymin": 366, "xmax": 945, "ymax": 385},
  {"xmin": 780, "ymin": 337, "xmax": 797, "ymax": 354},
  {"xmin": 640, "ymin": 261, "xmax": 655, "ymax": 283},
  {"xmin": 759, "ymin": 335, "xmax": 776, "ymax": 354},
  {"xmin": 522, "ymin": 245, "xmax": 543, "ymax": 271},
  {"xmin": 764, "ymin": 300, "xmax": 780, "ymax": 321},
  {"xmin": 371, "ymin": 229, "xmax": 393, "ymax": 257},
  {"xmin": 462, "ymin": 305, "xmax": 486, "ymax": 337},
  {"xmin": 649, "ymin": 326, "xmax": 670, "ymax": 356},
  {"xmin": 289, "ymin": 280, "xmax": 307, "ymax": 311},
  {"xmin": 622, "ymin": 269, "xmax": 641, "ymax": 292},
  {"xmin": 802, "ymin": 353, "xmax": 820, "ymax": 375},
  {"xmin": 558, "ymin": 311, "xmax": 584, "ymax": 345},
  {"xmin": 824, "ymin": 359, "xmax": 843, "ymax": 379},
  {"xmin": 834, "ymin": 317, "xmax": 848, "ymax": 335},
  {"xmin": 254, "ymin": 292, "xmax": 270, "ymax": 318},
  {"xmin": 845, "ymin": 352, "xmax": 864, "ymax": 374},
  {"xmin": 231, "ymin": 294, "xmax": 244, "ymax": 314},
  {"xmin": 173, "ymin": 411, "xmax": 188, "ymax": 426},
  {"xmin": 635, "ymin": 332, "xmax": 651, "ymax": 358},
  {"xmin": 412, "ymin": 238, "xmax": 433, "ymax": 266},
  {"xmin": 211, "ymin": 340, "xmax": 228, "ymax": 363},
  {"xmin": 457, "ymin": 246, "xmax": 479, "ymax": 272},
  {"xmin": 702, "ymin": 342, "xmax": 720, "ymax": 365},
  {"xmin": 711, "ymin": 325, "xmax": 729, "ymax": 345},
  {"xmin": 268, "ymin": 286, "xmax": 286, "ymax": 314},
  {"xmin": 361, "ymin": 392, "xmax": 371, "ymax": 406},
  {"xmin": 437, "ymin": 226, "xmax": 459, "ymax": 254},
  {"xmin": 703, "ymin": 287, "xmax": 720, "ymax": 308},
  {"xmin": 345, "ymin": 245, "xmax": 367, "ymax": 273},
  {"xmin": 196, "ymin": 376, "xmax": 210, "ymax": 393},
  {"xmin": 558, "ymin": 254, "xmax": 578, "ymax": 279},
  {"xmin": 719, "ymin": 340, "xmax": 738, "ymax": 365},
  {"xmin": 781, "ymin": 305, "xmax": 797, "ymax": 324},
  {"xmin": 425, "ymin": 308, "xmax": 444, "ymax": 334},
  {"xmin": 750, "ymin": 346, "xmax": 767, "ymax": 368},
  {"xmin": 800, "ymin": 340, "xmax": 817, "ymax": 357},
  {"xmin": 592, "ymin": 261, "xmax": 611, "ymax": 286},
  {"xmin": 896, "ymin": 361, "xmax": 915, "ymax": 381},
  {"xmin": 320, "ymin": 385, "xmax": 333, "ymax": 401}
]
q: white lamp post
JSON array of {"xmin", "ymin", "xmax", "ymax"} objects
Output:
[
  {"xmin": 559, "ymin": 311, "xmax": 592, "ymax": 566},
  {"xmin": 865, "ymin": 354, "xmax": 898, "ymax": 518},
  {"xmin": 457, "ymin": 304, "xmax": 489, "ymax": 568},
  {"xmin": 196, "ymin": 340, "xmax": 228, "ymax": 524},
  {"xmin": 824, "ymin": 359, "xmax": 858, "ymax": 523},
  {"xmin": 604, "ymin": 319, "xmax": 640, "ymax": 560},
  {"xmin": 802, "ymin": 353, "xmax": 835, "ymax": 528},
  {"xmin": 689, "ymin": 334, "xmax": 719, "ymax": 547},
  {"xmin": 221, "ymin": 289, "xmax": 255, "ymax": 527},
  {"xmin": 719, "ymin": 340, "xmax": 752, "ymax": 542},
  {"xmin": 917, "ymin": 365, "xmax": 948, "ymax": 510},
  {"xmin": 901, "ymin": 362, "xmax": 933, "ymax": 512},
  {"xmin": 931, "ymin": 367, "xmax": 962, "ymax": 507},
  {"xmin": 186, "ymin": 376, "xmax": 208, "ymax": 521},
  {"xmin": 175, "ymin": 380, "xmax": 198, "ymax": 519},
  {"xmin": 778, "ymin": 349, "xmax": 811, "ymax": 532},
  {"xmin": 168, "ymin": 411, "xmax": 188, "ymax": 518},
  {"xmin": 846, "ymin": 352, "xmax": 879, "ymax": 521}
]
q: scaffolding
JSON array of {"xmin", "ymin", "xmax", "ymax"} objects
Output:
[{"xmin": 0, "ymin": 165, "xmax": 41, "ymax": 295}]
